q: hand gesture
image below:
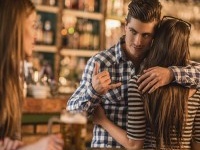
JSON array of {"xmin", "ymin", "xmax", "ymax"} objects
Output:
[
  {"xmin": 92, "ymin": 62, "xmax": 121, "ymax": 95},
  {"xmin": 137, "ymin": 67, "xmax": 174, "ymax": 93}
]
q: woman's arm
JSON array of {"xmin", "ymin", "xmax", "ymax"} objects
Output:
[
  {"xmin": 93, "ymin": 106, "xmax": 144, "ymax": 149},
  {"xmin": 18, "ymin": 134, "xmax": 63, "ymax": 150},
  {"xmin": 192, "ymin": 141, "xmax": 200, "ymax": 150}
]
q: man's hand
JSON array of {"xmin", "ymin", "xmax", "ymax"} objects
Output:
[
  {"xmin": 137, "ymin": 67, "xmax": 174, "ymax": 93},
  {"xmin": 92, "ymin": 62, "xmax": 121, "ymax": 95}
]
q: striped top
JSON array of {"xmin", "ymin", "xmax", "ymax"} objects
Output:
[{"xmin": 127, "ymin": 76, "xmax": 200, "ymax": 149}]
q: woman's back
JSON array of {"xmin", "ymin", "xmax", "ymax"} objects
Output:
[{"xmin": 127, "ymin": 76, "xmax": 200, "ymax": 149}]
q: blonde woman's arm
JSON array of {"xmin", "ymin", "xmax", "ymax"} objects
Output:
[{"xmin": 93, "ymin": 106, "xmax": 144, "ymax": 149}]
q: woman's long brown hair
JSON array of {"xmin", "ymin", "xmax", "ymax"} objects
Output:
[
  {"xmin": 143, "ymin": 18, "xmax": 191, "ymax": 149},
  {"xmin": 0, "ymin": 0, "xmax": 35, "ymax": 139}
]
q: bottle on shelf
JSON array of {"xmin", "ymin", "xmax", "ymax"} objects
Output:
[
  {"xmin": 61, "ymin": 23, "xmax": 68, "ymax": 47},
  {"xmin": 43, "ymin": 20, "xmax": 54, "ymax": 45},
  {"xmin": 44, "ymin": 0, "xmax": 56, "ymax": 6},
  {"xmin": 93, "ymin": 21, "xmax": 100, "ymax": 50},
  {"xmin": 84, "ymin": 0, "xmax": 95, "ymax": 12},
  {"xmin": 35, "ymin": 14, "xmax": 44, "ymax": 44},
  {"xmin": 64, "ymin": 0, "xmax": 79, "ymax": 9}
]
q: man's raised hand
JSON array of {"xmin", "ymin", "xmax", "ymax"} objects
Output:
[{"xmin": 92, "ymin": 62, "xmax": 121, "ymax": 95}]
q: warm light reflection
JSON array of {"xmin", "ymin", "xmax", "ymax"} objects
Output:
[{"xmin": 105, "ymin": 19, "xmax": 121, "ymax": 37}]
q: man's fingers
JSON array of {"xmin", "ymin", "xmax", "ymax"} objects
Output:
[
  {"xmin": 148, "ymin": 83, "xmax": 159, "ymax": 94},
  {"xmin": 138, "ymin": 73, "xmax": 155, "ymax": 91},
  {"xmin": 108, "ymin": 82, "xmax": 122, "ymax": 90},
  {"xmin": 137, "ymin": 72, "xmax": 150, "ymax": 83},
  {"xmin": 98, "ymin": 71, "xmax": 109, "ymax": 78},
  {"xmin": 141, "ymin": 78, "xmax": 158, "ymax": 94},
  {"xmin": 92, "ymin": 62, "xmax": 100, "ymax": 76}
]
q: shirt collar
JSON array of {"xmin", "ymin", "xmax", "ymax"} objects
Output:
[{"xmin": 115, "ymin": 35, "xmax": 127, "ymax": 63}]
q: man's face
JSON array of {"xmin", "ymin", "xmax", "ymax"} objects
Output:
[{"xmin": 125, "ymin": 18, "xmax": 157, "ymax": 59}]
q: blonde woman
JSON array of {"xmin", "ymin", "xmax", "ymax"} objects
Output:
[{"xmin": 0, "ymin": 0, "xmax": 63, "ymax": 149}]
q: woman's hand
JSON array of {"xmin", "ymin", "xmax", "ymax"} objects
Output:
[
  {"xmin": 93, "ymin": 105, "xmax": 108, "ymax": 126},
  {"xmin": 0, "ymin": 137, "xmax": 24, "ymax": 150},
  {"xmin": 18, "ymin": 134, "xmax": 64, "ymax": 150}
]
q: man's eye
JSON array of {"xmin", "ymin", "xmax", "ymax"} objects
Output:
[
  {"xmin": 130, "ymin": 29, "xmax": 137, "ymax": 35},
  {"xmin": 143, "ymin": 34, "xmax": 151, "ymax": 39}
]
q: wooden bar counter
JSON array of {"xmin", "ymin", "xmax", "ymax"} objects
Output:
[
  {"xmin": 22, "ymin": 96, "xmax": 93, "ymax": 145},
  {"xmin": 22, "ymin": 96, "xmax": 70, "ymax": 124},
  {"xmin": 23, "ymin": 97, "xmax": 69, "ymax": 113}
]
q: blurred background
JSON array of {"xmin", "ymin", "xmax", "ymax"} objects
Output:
[{"xmin": 22, "ymin": 0, "xmax": 200, "ymax": 146}]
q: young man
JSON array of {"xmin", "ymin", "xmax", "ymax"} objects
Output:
[{"xmin": 67, "ymin": 0, "xmax": 200, "ymax": 148}]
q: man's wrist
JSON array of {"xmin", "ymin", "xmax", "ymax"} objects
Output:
[{"xmin": 168, "ymin": 68, "xmax": 175, "ymax": 82}]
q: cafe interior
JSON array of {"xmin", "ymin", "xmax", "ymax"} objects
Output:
[{"xmin": 20, "ymin": 0, "xmax": 200, "ymax": 149}]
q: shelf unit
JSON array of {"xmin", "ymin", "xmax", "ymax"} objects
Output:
[
  {"xmin": 59, "ymin": 7, "xmax": 105, "ymax": 56},
  {"xmin": 31, "ymin": 0, "xmax": 106, "ymax": 84}
]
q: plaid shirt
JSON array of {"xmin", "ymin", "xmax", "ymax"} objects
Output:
[{"xmin": 67, "ymin": 36, "xmax": 200, "ymax": 148}]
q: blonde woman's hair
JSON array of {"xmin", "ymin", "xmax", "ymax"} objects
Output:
[{"xmin": 0, "ymin": 0, "xmax": 35, "ymax": 139}]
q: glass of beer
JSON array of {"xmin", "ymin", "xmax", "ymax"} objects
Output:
[{"xmin": 48, "ymin": 109, "xmax": 87, "ymax": 150}]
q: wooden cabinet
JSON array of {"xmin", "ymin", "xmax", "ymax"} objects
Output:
[{"xmin": 30, "ymin": 0, "xmax": 106, "ymax": 86}]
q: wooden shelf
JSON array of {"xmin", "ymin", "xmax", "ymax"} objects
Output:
[
  {"xmin": 33, "ymin": 45, "xmax": 57, "ymax": 53},
  {"xmin": 60, "ymin": 49, "xmax": 99, "ymax": 57},
  {"xmin": 36, "ymin": 5, "xmax": 59, "ymax": 13},
  {"xmin": 63, "ymin": 9, "xmax": 103, "ymax": 20}
]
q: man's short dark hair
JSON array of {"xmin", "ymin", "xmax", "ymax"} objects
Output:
[{"xmin": 126, "ymin": 0, "xmax": 162, "ymax": 23}]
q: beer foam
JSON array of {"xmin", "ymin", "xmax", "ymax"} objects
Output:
[{"xmin": 60, "ymin": 113, "xmax": 87, "ymax": 124}]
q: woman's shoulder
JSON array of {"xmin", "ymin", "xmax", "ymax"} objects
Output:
[{"xmin": 130, "ymin": 75, "xmax": 140, "ymax": 82}]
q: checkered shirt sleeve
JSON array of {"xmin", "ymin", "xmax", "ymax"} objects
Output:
[
  {"xmin": 67, "ymin": 56, "xmax": 103, "ymax": 114},
  {"xmin": 169, "ymin": 60, "xmax": 200, "ymax": 89}
]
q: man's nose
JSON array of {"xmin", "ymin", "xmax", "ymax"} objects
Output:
[{"xmin": 134, "ymin": 35, "xmax": 142, "ymax": 46}]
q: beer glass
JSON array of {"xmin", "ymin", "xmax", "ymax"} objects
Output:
[{"xmin": 48, "ymin": 109, "xmax": 87, "ymax": 150}]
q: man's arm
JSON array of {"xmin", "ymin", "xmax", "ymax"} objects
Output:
[
  {"xmin": 67, "ymin": 57, "xmax": 103, "ymax": 115},
  {"xmin": 137, "ymin": 61, "xmax": 200, "ymax": 93},
  {"xmin": 170, "ymin": 60, "xmax": 200, "ymax": 89},
  {"xmin": 67, "ymin": 57, "xmax": 121, "ymax": 115}
]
